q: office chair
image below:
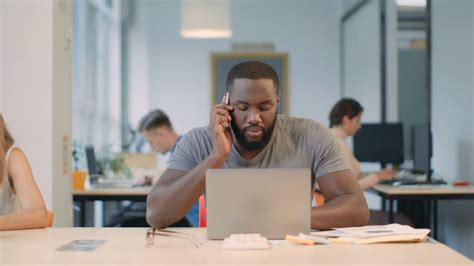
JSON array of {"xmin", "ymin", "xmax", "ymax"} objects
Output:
[{"xmin": 46, "ymin": 210, "xmax": 54, "ymax": 227}]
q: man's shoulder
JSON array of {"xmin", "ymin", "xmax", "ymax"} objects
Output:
[
  {"xmin": 277, "ymin": 115, "xmax": 335, "ymax": 147},
  {"xmin": 278, "ymin": 115, "xmax": 327, "ymax": 133},
  {"xmin": 182, "ymin": 126, "xmax": 212, "ymax": 142},
  {"xmin": 169, "ymin": 126, "xmax": 212, "ymax": 171}
]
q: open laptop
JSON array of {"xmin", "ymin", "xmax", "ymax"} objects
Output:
[
  {"xmin": 205, "ymin": 168, "xmax": 311, "ymax": 240},
  {"xmin": 85, "ymin": 146, "xmax": 134, "ymax": 188}
]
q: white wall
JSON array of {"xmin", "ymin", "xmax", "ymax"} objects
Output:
[
  {"xmin": 130, "ymin": 0, "xmax": 341, "ymax": 134},
  {"xmin": 1, "ymin": 0, "xmax": 53, "ymax": 207},
  {"xmin": 0, "ymin": 0, "xmax": 72, "ymax": 226},
  {"xmin": 126, "ymin": 0, "xmax": 151, "ymax": 127},
  {"xmin": 341, "ymin": 0, "xmax": 398, "ymax": 123},
  {"xmin": 342, "ymin": 0, "xmax": 381, "ymax": 123},
  {"xmin": 432, "ymin": 0, "xmax": 474, "ymax": 259}
]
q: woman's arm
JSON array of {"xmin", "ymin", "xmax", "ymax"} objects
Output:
[
  {"xmin": 0, "ymin": 148, "xmax": 47, "ymax": 230},
  {"xmin": 338, "ymin": 139, "xmax": 361, "ymax": 177},
  {"xmin": 338, "ymin": 139, "xmax": 384, "ymax": 190}
]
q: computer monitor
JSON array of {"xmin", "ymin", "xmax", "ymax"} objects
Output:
[
  {"xmin": 353, "ymin": 123, "xmax": 404, "ymax": 167},
  {"xmin": 85, "ymin": 146, "xmax": 98, "ymax": 176},
  {"xmin": 411, "ymin": 124, "xmax": 445, "ymax": 184}
]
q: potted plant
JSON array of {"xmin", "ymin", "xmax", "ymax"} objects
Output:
[
  {"xmin": 96, "ymin": 144, "xmax": 133, "ymax": 180},
  {"xmin": 71, "ymin": 140, "xmax": 87, "ymax": 190}
]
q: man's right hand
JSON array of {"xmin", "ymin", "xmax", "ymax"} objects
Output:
[
  {"xmin": 147, "ymin": 94, "xmax": 234, "ymax": 229},
  {"xmin": 209, "ymin": 100, "xmax": 234, "ymax": 160}
]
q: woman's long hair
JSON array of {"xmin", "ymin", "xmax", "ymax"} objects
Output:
[{"xmin": 0, "ymin": 114, "xmax": 15, "ymax": 178}]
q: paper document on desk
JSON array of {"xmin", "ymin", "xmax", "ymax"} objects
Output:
[
  {"xmin": 311, "ymin": 224, "xmax": 430, "ymax": 244},
  {"xmin": 57, "ymin": 240, "xmax": 107, "ymax": 251}
]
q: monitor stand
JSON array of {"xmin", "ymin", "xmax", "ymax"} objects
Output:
[{"xmin": 420, "ymin": 170, "xmax": 446, "ymax": 185}]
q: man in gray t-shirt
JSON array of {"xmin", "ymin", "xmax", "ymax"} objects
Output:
[
  {"xmin": 168, "ymin": 115, "xmax": 348, "ymax": 191},
  {"xmin": 147, "ymin": 61, "xmax": 369, "ymax": 230}
]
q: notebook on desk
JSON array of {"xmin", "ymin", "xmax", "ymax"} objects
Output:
[{"xmin": 205, "ymin": 168, "xmax": 311, "ymax": 240}]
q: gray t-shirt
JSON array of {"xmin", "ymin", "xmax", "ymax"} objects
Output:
[{"xmin": 168, "ymin": 115, "xmax": 349, "ymax": 189}]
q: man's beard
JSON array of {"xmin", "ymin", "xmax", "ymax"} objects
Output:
[{"xmin": 230, "ymin": 114, "xmax": 277, "ymax": 151}]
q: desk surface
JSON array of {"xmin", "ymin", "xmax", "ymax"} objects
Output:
[
  {"xmin": 372, "ymin": 184, "xmax": 474, "ymax": 196},
  {"xmin": 73, "ymin": 186, "xmax": 152, "ymax": 197},
  {"xmin": 1, "ymin": 228, "xmax": 472, "ymax": 265}
]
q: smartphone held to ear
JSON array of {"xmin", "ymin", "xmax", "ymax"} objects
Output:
[
  {"xmin": 223, "ymin": 92, "xmax": 229, "ymax": 105},
  {"xmin": 223, "ymin": 92, "xmax": 231, "ymax": 128}
]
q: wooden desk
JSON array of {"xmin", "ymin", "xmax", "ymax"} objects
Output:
[
  {"xmin": 371, "ymin": 184, "xmax": 474, "ymax": 197},
  {"xmin": 73, "ymin": 186, "xmax": 152, "ymax": 226},
  {"xmin": 369, "ymin": 184, "xmax": 474, "ymax": 239},
  {"xmin": 1, "ymin": 228, "xmax": 471, "ymax": 265}
]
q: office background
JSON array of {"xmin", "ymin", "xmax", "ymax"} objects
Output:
[{"xmin": 0, "ymin": 0, "xmax": 472, "ymax": 259}]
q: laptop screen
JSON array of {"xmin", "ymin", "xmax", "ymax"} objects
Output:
[{"xmin": 85, "ymin": 146, "xmax": 98, "ymax": 175}]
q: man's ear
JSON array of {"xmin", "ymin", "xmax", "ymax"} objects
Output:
[{"xmin": 342, "ymin": 115, "xmax": 350, "ymax": 125}]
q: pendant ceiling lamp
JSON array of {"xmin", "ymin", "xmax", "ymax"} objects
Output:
[{"xmin": 181, "ymin": 0, "xmax": 232, "ymax": 39}]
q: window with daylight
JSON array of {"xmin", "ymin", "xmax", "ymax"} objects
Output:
[{"xmin": 72, "ymin": 0, "xmax": 122, "ymax": 167}]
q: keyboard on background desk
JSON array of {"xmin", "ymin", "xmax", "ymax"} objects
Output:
[{"xmin": 380, "ymin": 170, "xmax": 446, "ymax": 186}]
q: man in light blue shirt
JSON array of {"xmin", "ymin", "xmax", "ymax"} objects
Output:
[{"xmin": 139, "ymin": 109, "xmax": 200, "ymax": 227}]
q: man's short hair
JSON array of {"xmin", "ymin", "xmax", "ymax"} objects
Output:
[
  {"xmin": 138, "ymin": 109, "xmax": 173, "ymax": 132},
  {"xmin": 329, "ymin": 98, "xmax": 364, "ymax": 127},
  {"xmin": 226, "ymin": 61, "xmax": 280, "ymax": 93}
]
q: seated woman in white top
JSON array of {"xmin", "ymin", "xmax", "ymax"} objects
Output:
[
  {"xmin": 0, "ymin": 114, "xmax": 47, "ymax": 230},
  {"xmin": 329, "ymin": 98, "xmax": 395, "ymax": 190}
]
